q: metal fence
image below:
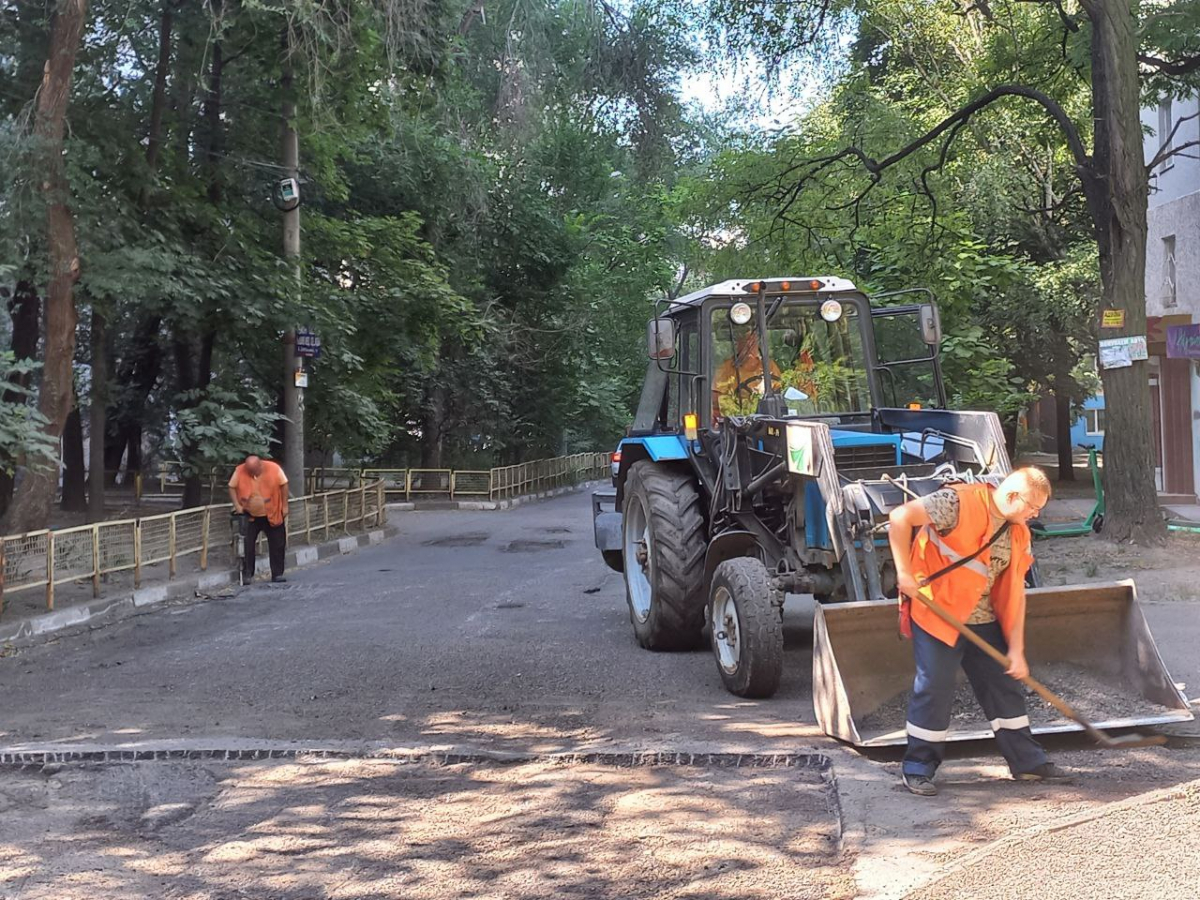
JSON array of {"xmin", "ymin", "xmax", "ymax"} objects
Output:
[
  {"xmin": 0, "ymin": 481, "xmax": 387, "ymax": 616},
  {"xmin": 124, "ymin": 453, "xmax": 608, "ymax": 504},
  {"xmin": 363, "ymin": 452, "xmax": 609, "ymax": 502}
]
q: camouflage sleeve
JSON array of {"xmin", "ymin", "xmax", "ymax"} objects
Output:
[{"xmin": 919, "ymin": 489, "xmax": 960, "ymax": 535}]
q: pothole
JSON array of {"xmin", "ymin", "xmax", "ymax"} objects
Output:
[
  {"xmin": 504, "ymin": 539, "xmax": 565, "ymax": 553},
  {"xmin": 423, "ymin": 533, "xmax": 489, "ymax": 548}
]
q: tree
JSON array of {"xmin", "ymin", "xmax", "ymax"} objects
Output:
[
  {"xmin": 1, "ymin": 0, "xmax": 89, "ymax": 535},
  {"xmin": 707, "ymin": 0, "xmax": 1200, "ymax": 544}
]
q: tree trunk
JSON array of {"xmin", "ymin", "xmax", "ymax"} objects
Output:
[
  {"xmin": 420, "ymin": 381, "xmax": 447, "ymax": 468},
  {"xmin": 5, "ymin": 0, "xmax": 52, "ymax": 117},
  {"xmin": 88, "ymin": 307, "xmax": 108, "ymax": 522},
  {"xmin": 0, "ymin": 279, "xmax": 42, "ymax": 517},
  {"xmin": 144, "ymin": 5, "xmax": 173, "ymax": 172},
  {"xmin": 1, "ymin": 0, "xmax": 89, "ymax": 535},
  {"xmin": 1055, "ymin": 389, "xmax": 1075, "ymax": 482},
  {"xmin": 104, "ymin": 314, "xmax": 163, "ymax": 483},
  {"xmin": 174, "ymin": 330, "xmax": 216, "ymax": 509},
  {"xmin": 1080, "ymin": 0, "xmax": 1164, "ymax": 544},
  {"xmin": 61, "ymin": 402, "xmax": 86, "ymax": 511}
]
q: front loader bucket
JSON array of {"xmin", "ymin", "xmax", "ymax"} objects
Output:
[{"xmin": 814, "ymin": 580, "xmax": 1193, "ymax": 747}]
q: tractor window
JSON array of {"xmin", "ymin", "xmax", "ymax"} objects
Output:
[
  {"xmin": 710, "ymin": 302, "xmax": 871, "ymax": 418},
  {"xmin": 873, "ymin": 311, "xmax": 942, "ymax": 408},
  {"xmin": 664, "ymin": 318, "xmax": 699, "ymax": 429}
]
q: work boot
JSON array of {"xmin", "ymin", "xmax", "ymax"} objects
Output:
[
  {"xmin": 1015, "ymin": 762, "xmax": 1074, "ymax": 783},
  {"xmin": 271, "ymin": 575, "xmax": 288, "ymax": 584},
  {"xmin": 902, "ymin": 772, "xmax": 938, "ymax": 796}
]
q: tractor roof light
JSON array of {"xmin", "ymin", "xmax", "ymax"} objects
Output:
[
  {"xmin": 741, "ymin": 278, "xmax": 824, "ymax": 294},
  {"xmin": 729, "ymin": 302, "xmax": 753, "ymax": 325}
]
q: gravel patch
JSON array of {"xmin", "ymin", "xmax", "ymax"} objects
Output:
[
  {"xmin": 0, "ymin": 758, "xmax": 853, "ymax": 900},
  {"xmin": 904, "ymin": 779, "xmax": 1200, "ymax": 900},
  {"xmin": 859, "ymin": 663, "xmax": 1176, "ymax": 735}
]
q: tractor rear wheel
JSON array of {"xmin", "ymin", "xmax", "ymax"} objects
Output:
[
  {"xmin": 709, "ymin": 557, "xmax": 783, "ymax": 698},
  {"xmin": 622, "ymin": 461, "xmax": 706, "ymax": 650}
]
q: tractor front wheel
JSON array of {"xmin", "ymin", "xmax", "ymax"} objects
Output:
[
  {"xmin": 709, "ymin": 557, "xmax": 783, "ymax": 698},
  {"xmin": 622, "ymin": 461, "xmax": 706, "ymax": 650}
]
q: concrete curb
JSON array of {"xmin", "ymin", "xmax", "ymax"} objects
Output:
[
  {"xmin": 387, "ymin": 480, "xmax": 607, "ymax": 513},
  {"xmin": 0, "ymin": 525, "xmax": 399, "ymax": 649},
  {"xmin": 0, "ymin": 741, "xmax": 831, "ymax": 770}
]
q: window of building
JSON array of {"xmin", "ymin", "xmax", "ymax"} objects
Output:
[
  {"xmin": 1158, "ymin": 98, "xmax": 1174, "ymax": 172},
  {"xmin": 1164, "ymin": 234, "xmax": 1177, "ymax": 307},
  {"xmin": 1084, "ymin": 408, "xmax": 1106, "ymax": 436}
]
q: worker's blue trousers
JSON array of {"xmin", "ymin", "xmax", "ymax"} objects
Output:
[{"xmin": 902, "ymin": 620, "xmax": 1047, "ymax": 778}]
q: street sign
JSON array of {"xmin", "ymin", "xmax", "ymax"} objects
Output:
[{"xmin": 296, "ymin": 328, "xmax": 321, "ymax": 359}]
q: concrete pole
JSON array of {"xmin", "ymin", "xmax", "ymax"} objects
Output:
[{"xmin": 281, "ymin": 64, "xmax": 304, "ymax": 490}]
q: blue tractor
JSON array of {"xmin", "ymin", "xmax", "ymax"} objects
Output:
[{"xmin": 592, "ymin": 277, "xmax": 1191, "ymax": 745}]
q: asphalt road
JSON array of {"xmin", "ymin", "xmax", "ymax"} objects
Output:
[
  {"xmin": 0, "ymin": 493, "xmax": 827, "ymax": 753},
  {"xmin": 3, "ymin": 490, "xmax": 1199, "ymax": 900}
]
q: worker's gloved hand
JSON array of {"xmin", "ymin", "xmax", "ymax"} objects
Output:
[
  {"xmin": 1005, "ymin": 651, "xmax": 1029, "ymax": 680},
  {"xmin": 896, "ymin": 572, "xmax": 921, "ymax": 600}
]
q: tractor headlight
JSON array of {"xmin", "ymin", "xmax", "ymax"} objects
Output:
[
  {"xmin": 820, "ymin": 299, "xmax": 843, "ymax": 322},
  {"xmin": 730, "ymin": 302, "xmax": 753, "ymax": 325}
]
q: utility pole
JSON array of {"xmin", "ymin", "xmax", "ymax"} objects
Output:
[{"xmin": 280, "ymin": 61, "xmax": 304, "ymax": 491}]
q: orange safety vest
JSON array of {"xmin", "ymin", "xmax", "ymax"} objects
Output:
[
  {"xmin": 909, "ymin": 483, "xmax": 1034, "ymax": 647},
  {"xmin": 231, "ymin": 460, "xmax": 288, "ymax": 527}
]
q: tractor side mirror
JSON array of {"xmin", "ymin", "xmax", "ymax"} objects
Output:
[
  {"xmin": 919, "ymin": 303, "xmax": 942, "ymax": 346},
  {"xmin": 647, "ymin": 317, "xmax": 676, "ymax": 361}
]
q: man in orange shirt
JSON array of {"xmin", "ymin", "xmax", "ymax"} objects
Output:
[{"xmin": 228, "ymin": 454, "xmax": 290, "ymax": 584}]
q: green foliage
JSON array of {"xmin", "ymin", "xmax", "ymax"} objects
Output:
[
  {"xmin": 0, "ymin": 354, "xmax": 57, "ymax": 475},
  {"xmin": 170, "ymin": 387, "xmax": 283, "ymax": 478}
]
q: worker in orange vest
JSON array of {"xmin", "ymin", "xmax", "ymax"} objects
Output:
[
  {"xmin": 887, "ymin": 467, "xmax": 1073, "ymax": 795},
  {"xmin": 228, "ymin": 454, "xmax": 290, "ymax": 584},
  {"xmin": 711, "ymin": 331, "xmax": 782, "ymax": 419}
]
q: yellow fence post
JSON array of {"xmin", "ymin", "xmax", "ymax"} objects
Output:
[
  {"xmin": 133, "ymin": 522, "xmax": 142, "ymax": 589},
  {"xmin": 92, "ymin": 526, "xmax": 101, "ymax": 598},
  {"xmin": 200, "ymin": 507, "xmax": 211, "ymax": 570},
  {"xmin": 135, "ymin": 471, "xmax": 143, "ymax": 501},
  {"xmin": 323, "ymin": 495, "xmax": 330, "ymax": 542},
  {"xmin": 168, "ymin": 513, "xmax": 177, "ymax": 579},
  {"xmin": 46, "ymin": 531, "xmax": 55, "ymax": 611},
  {"xmin": 305, "ymin": 496, "xmax": 313, "ymax": 544}
]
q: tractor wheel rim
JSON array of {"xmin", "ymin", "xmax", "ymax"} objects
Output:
[
  {"xmin": 624, "ymin": 496, "xmax": 652, "ymax": 622},
  {"xmin": 713, "ymin": 587, "xmax": 740, "ymax": 673}
]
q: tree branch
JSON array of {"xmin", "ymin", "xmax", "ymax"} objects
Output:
[
  {"xmin": 1150, "ymin": 139, "xmax": 1200, "ymax": 174},
  {"xmin": 1146, "ymin": 112, "xmax": 1200, "ymax": 172},
  {"xmin": 1138, "ymin": 53, "xmax": 1200, "ymax": 77}
]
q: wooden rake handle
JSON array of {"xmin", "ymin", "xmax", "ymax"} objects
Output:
[{"xmin": 909, "ymin": 588, "xmax": 1165, "ymax": 749}]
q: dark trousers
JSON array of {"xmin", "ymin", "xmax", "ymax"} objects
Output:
[
  {"xmin": 903, "ymin": 619, "xmax": 1046, "ymax": 778},
  {"xmin": 244, "ymin": 516, "xmax": 287, "ymax": 580}
]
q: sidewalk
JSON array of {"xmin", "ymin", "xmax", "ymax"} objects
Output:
[{"xmin": 0, "ymin": 524, "xmax": 396, "ymax": 649}]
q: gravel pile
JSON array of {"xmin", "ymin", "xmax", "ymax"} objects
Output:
[
  {"xmin": 858, "ymin": 662, "xmax": 1179, "ymax": 736},
  {"xmin": 905, "ymin": 780, "xmax": 1200, "ymax": 900}
]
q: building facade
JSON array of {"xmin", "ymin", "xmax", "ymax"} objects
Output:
[{"xmin": 1143, "ymin": 91, "xmax": 1200, "ymax": 502}]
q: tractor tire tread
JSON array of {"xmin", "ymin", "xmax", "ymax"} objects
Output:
[
  {"xmin": 626, "ymin": 461, "xmax": 707, "ymax": 650},
  {"xmin": 711, "ymin": 557, "xmax": 783, "ymax": 698}
]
